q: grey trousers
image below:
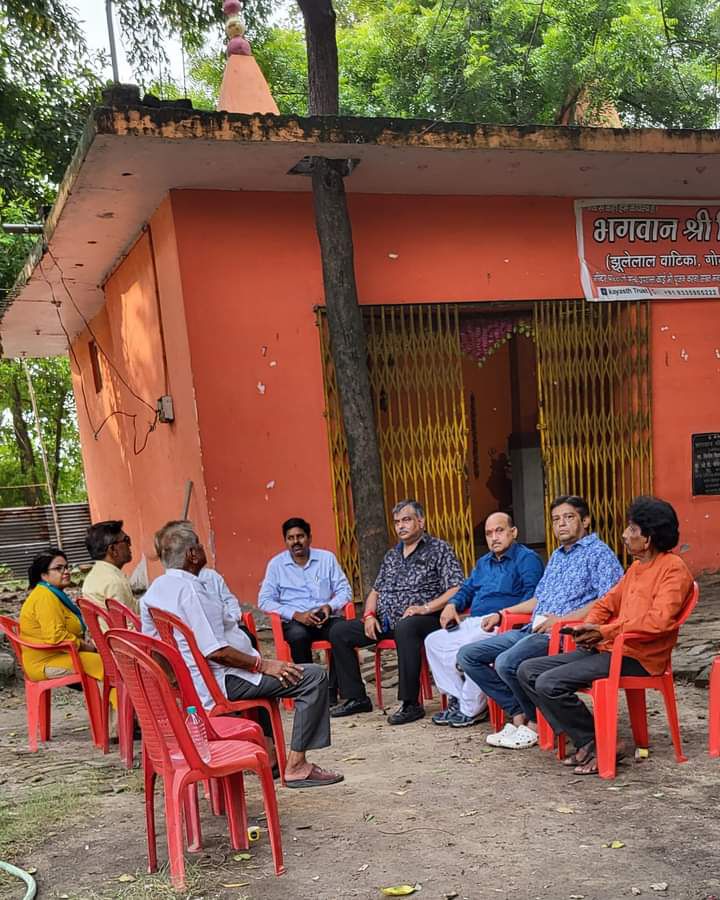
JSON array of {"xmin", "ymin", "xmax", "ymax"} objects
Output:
[
  {"xmin": 517, "ymin": 648, "xmax": 648, "ymax": 750},
  {"xmin": 225, "ymin": 662, "xmax": 330, "ymax": 753}
]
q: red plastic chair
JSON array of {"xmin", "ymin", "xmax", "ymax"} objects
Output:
[
  {"xmin": 78, "ymin": 598, "xmax": 135, "ymax": 767},
  {"xmin": 106, "ymin": 597, "xmax": 141, "ymax": 630},
  {"xmin": 486, "ymin": 612, "xmax": 533, "ymax": 733},
  {"xmin": 106, "ymin": 631, "xmax": 284, "ymax": 889},
  {"xmin": 542, "ymin": 580, "xmax": 699, "ymax": 778},
  {"xmin": 270, "ymin": 602, "xmax": 355, "ymax": 711},
  {"xmin": 374, "ymin": 639, "xmax": 434, "ymax": 710},
  {"xmin": 148, "ymin": 606, "xmax": 288, "ymax": 784},
  {"xmin": 108, "ymin": 628, "xmax": 267, "ymax": 848},
  {"xmin": 709, "ymin": 656, "xmax": 720, "ymax": 757},
  {"xmin": 0, "ymin": 614, "xmax": 105, "ymax": 752}
]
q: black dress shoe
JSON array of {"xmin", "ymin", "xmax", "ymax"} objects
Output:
[
  {"xmin": 387, "ymin": 702, "xmax": 425, "ymax": 726},
  {"xmin": 330, "ymin": 696, "xmax": 373, "ymax": 718}
]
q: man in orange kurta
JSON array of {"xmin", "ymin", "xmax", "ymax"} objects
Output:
[{"xmin": 517, "ymin": 496, "xmax": 693, "ymax": 773}]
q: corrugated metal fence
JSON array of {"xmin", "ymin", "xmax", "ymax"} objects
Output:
[{"xmin": 0, "ymin": 503, "xmax": 92, "ymax": 578}]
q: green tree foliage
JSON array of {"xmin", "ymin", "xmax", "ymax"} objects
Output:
[
  {"xmin": 0, "ymin": 358, "xmax": 86, "ymax": 507},
  {"xmin": 191, "ymin": 0, "xmax": 720, "ymax": 126}
]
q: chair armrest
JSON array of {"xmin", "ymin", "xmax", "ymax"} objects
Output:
[
  {"xmin": 342, "ymin": 602, "xmax": 356, "ymax": 621},
  {"xmin": 269, "ymin": 613, "xmax": 291, "ymax": 660},
  {"xmin": 500, "ymin": 612, "xmax": 531, "ymax": 632},
  {"xmin": 547, "ymin": 619, "xmax": 584, "ymax": 654}
]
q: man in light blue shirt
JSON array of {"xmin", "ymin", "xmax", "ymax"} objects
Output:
[{"xmin": 259, "ymin": 517, "xmax": 352, "ymax": 704}]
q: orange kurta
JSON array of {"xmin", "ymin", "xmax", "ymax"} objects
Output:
[{"xmin": 584, "ymin": 552, "xmax": 693, "ymax": 675}]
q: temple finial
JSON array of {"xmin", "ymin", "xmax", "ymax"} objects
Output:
[
  {"xmin": 224, "ymin": 0, "xmax": 252, "ymax": 56},
  {"xmin": 217, "ymin": 0, "xmax": 279, "ymax": 113}
]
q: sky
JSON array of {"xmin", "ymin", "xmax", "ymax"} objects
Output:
[{"xmin": 72, "ymin": 0, "xmax": 294, "ymax": 86}]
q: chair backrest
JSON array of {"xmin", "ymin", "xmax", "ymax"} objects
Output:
[
  {"xmin": 78, "ymin": 598, "xmax": 119, "ymax": 684},
  {"xmin": 677, "ymin": 580, "xmax": 700, "ymax": 628},
  {"xmin": 0, "ymin": 615, "xmax": 22, "ymax": 665},
  {"xmin": 106, "ymin": 631, "xmax": 207, "ymax": 773},
  {"xmin": 242, "ymin": 610, "xmax": 258, "ymax": 640},
  {"xmin": 106, "ymin": 598, "xmax": 141, "ymax": 630},
  {"xmin": 147, "ymin": 606, "xmax": 227, "ymax": 708}
]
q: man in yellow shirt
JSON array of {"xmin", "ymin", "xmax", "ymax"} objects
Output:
[{"xmin": 82, "ymin": 520, "xmax": 137, "ymax": 613}]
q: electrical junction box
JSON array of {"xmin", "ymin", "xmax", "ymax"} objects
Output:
[{"xmin": 157, "ymin": 395, "xmax": 175, "ymax": 423}]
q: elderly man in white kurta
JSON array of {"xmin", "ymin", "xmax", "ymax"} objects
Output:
[{"xmin": 141, "ymin": 520, "xmax": 343, "ymax": 789}]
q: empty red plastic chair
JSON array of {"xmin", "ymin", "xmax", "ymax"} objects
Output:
[
  {"xmin": 542, "ymin": 581, "xmax": 699, "ymax": 778},
  {"xmin": 78, "ymin": 598, "xmax": 135, "ymax": 767},
  {"xmin": 106, "ymin": 631, "xmax": 283, "ymax": 889},
  {"xmin": 109, "ymin": 628, "xmax": 267, "ymax": 848},
  {"xmin": 148, "ymin": 606, "xmax": 288, "ymax": 783},
  {"xmin": 0, "ymin": 614, "xmax": 105, "ymax": 751},
  {"xmin": 106, "ymin": 597, "xmax": 141, "ymax": 630},
  {"xmin": 709, "ymin": 656, "xmax": 720, "ymax": 757},
  {"xmin": 374, "ymin": 638, "xmax": 434, "ymax": 710},
  {"xmin": 486, "ymin": 612, "xmax": 532, "ymax": 733},
  {"xmin": 269, "ymin": 602, "xmax": 355, "ymax": 711}
]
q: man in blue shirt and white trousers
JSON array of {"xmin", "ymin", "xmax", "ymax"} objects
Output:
[
  {"xmin": 425, "ymin": 512, "xmax": 544, "ymax": 728},
  {"xmin": 456, "ymin": 495, "xmax": 623, "ymax": 750},
  {"xmin": 259, "ymin": 517, "xmax": 352, "ymax": 704}
]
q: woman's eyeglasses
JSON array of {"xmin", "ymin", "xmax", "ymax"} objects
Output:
[{"xmin": 48, "ymin": 564, "xmax": 71, "ymax": 572}]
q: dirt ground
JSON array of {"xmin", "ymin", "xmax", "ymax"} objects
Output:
[{"xmin": 2, "ymin": 604, "xmax": 720, "ymax": 900}]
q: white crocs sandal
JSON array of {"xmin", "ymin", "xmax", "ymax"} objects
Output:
[
  {"xmin": 486, "ymin": 723, "xmax": 517, "ymax": 746},
  {"xmin": 496, "ymin": 723, "xmax": 538, "ymax": 749}
]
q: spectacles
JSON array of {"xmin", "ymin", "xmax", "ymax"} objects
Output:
[
  {"xmin": 48, "ymin": 564, "xmax": 70, "ymax": 572},
  {"xmin": 111, "ymin": 536, "xmax": 131, "ymax": 546},
  {"xmin": 551, "ymin": 513, "xmax": 579, "ymax": 524}
]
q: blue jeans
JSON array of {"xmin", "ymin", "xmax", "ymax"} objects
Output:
[{"xmin": 456, "ymin": 627, "xmax": 550, "ymax": 721}]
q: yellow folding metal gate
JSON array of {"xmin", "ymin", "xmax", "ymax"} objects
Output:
[
  {"xmin": 533, "ymin": 299, "xmax": 653, "ymax": 559},
  {"xmin": 318, "ymin": 305, "xmax": 475, "ymax": 599}
]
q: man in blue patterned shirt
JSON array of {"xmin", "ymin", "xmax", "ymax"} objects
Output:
[
  {"xmin": 457, "ymin": 495, "xmax": 623, "ymax": 750},
  {"xmin": 330, "ymin": 499, "xmax": 465, "ymax": 726}
]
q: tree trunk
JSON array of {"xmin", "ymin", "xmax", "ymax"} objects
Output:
[
  {"xmin": 311, "ymin": 157, "xmax": 388, "ymax": 595},
  {"xmin": 9, "ymin": 368, "xmax": 41, "ymax": 506},
  {"xmin": 296, "ymin": 0, "xmax": 339, "ymax": 115},
  {"xmin": 52, "ymin": 389, "xmax": 67, "ymax": 496}
]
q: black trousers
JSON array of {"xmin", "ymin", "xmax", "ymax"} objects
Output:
[
  {"xmin": 282, "ymin": 617, "xmax": 346, "ymax": 700},
  {"xmin": 329, "ymin": 613, "xmax": 442, "ymax": 703},
  {"xmin": 517, "ymin": 648, "xmax": 648, "ymax": 750}
]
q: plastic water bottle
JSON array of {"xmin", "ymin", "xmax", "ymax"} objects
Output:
[{"xmin": 185, "ymin": 705, "xmax": 211, "ymax": 763}]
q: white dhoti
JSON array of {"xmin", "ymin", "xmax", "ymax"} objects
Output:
[{"xmin": 424, "ymin": 616, "xmax": 497, "ymax": 717}]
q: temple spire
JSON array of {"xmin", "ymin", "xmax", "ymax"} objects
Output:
[{"xmin": 217, "ymin": 0, "xmax": 279, "ymax": 114}]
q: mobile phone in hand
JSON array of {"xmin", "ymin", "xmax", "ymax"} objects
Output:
[
  {"xmin": 559, "ymin": 625, "xmax": 579, "ymax": 636},
  {"xmin": 445, "ymin": 620, "xmax": 460, "ymax": 632}
]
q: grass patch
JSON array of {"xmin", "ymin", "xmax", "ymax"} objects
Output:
[
  {"xmin": 0, "ymin": 778, "xmax": 99, "ymax": 858},
  {"xmin": 77, "ymin": 861, "xmax": 250, "ymax": 900}
]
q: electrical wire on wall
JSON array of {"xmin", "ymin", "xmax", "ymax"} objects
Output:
[{"xmin": 38, "ymin": 254, "xmax": 159, "ymax": 456}]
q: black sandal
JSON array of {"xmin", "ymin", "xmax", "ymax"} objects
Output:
[{"xmin": 562, "ymin": 741, "xmax": 595, "ymax": 767}]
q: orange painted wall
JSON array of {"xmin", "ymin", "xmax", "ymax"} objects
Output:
[
  {"xmin": 70, "ymin": 198, "xmax": 211, "ymax": 583},
  {"xmin": 75, "ymin": 187, "xmax": 719, "ymax": 593},
  {"xmin": 651, "ymin": 300, "xmax": 720, "ymax": 573}
]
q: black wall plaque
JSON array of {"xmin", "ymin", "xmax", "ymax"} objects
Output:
[{"xmin": 692, "ymin": 433, "xmax": 720, "ymax": 496}]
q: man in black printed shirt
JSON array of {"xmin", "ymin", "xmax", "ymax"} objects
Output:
[{"xmin": 330, "ymin": 499, "xmax": 464, "ymax": 725}]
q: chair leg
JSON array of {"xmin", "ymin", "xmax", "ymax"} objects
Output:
[
  {"xmin": 593, "ymin": 681, "xmax": 619, "ymax": 779},
  {"xmin": 709, "ymin": 660, "xmax": 720, "ymax": 757},
  {"xmin": 83, "ymin": 679, "xmax": 106, "ymax": 749},
  {"xmin": 625, "ymin": 688, "xmax": 649, "ymax": 748},
  {"xmin": 209, "ymin": 778, "xmax": 225, "ymax": 816},
  {"xmin": 257, "ymin": 753, "xmax": 285, "ymax": 876},
  {"xmin": 182, "ymin": 782, "xmax": 202, "ymax": 852},
  {"xmin": 536, "ymin": 712, "xmax": 555, "ymax": 751},
  {"xmin": 375, "ymin": 649, "xmax": 384, "ymax": 709},
  {"xmin": 268, "ymin": 702, "xmax": 288, "ymax": 785},
  {"xmin": 556, "ymin": 733, "xmax": 567, "ymax": 761},
  {"xmin": 166, "ymin": 777, "xmax": 188, "ymax": 890},
  {"xmin": 488, "ymin": 699, "xmax": 504, "ymax": 734},
  {"xmin": 118, "ymin": 688, "xmax": 135, "ymax": 769},
  {"xmin": 420, "ymin": 655, "xmax": 433, "ymax": 702},
  {"xmin": 222, "ymin": 772, "xmax": 249, "ymax": 851},
  {"xmin": 143, "ymin": 753, "xmax": 158, "ymax": 874},
  {"xmin": 660, "ymin": 676, "xmax": 687, "ymax": 764}
]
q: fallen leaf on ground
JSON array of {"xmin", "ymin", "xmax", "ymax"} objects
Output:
[
  {"xmin": 296, "ymin": 824, "xmax": 313, "ymax": 830},
  {"xmin": 481, "ymin": 747, "xmax": 494, "ymax": 754},
  {"xmin": 117, "ymin": 874, "xmax": 135, "ymax": 883},
  {"xmin": 601, "ymin": 840, "xmax": 625, "ymax": 849},
  {"xmin": 342, "ymin": 754, "xmax": 367, "ymax": 761},
  {"xmin": 444, "ymin": 893, "xmax": 459, "ymax": 899},
  {"xmin": 221, "ymin": 883, "xmax": 250, "ymax": 888},
  {"xmin": 569, "ymin": 895, "xmax": 585, "ymax": 899},
  {"xmin": 233, "ymin": 852, "xmax": 252, "ymax": 861},
  {"xmin": 381, "ymin": 885, "xmax": 421, "ymax": 896},
  {"xmin": 652, "ymin": 792, "xmax": 665, "ymax": 798},
  {"xmin": 25, "ymin": 867, "xmax": 37, "ymax": 875},
  {"xmin": 392, "ymin": 790, "xmax": 408, "ymax": 796},
  {"xmin": 459, "ymin": 810, "xmax": 479, "ymax": 818},
  {"xmin": 358, "ymin": 864, "xmax": 370, "ymax": 872},
  {"xmin": 312, "ymin": 875, "xmax": 320, "ymax": 881},
  {"xmin": 555, "ymin": 805, "xmax": 575, "ymax": 814},
  {"xmin": 650, "ymin": 884, "xmax": 669, "ymax": 892}
]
